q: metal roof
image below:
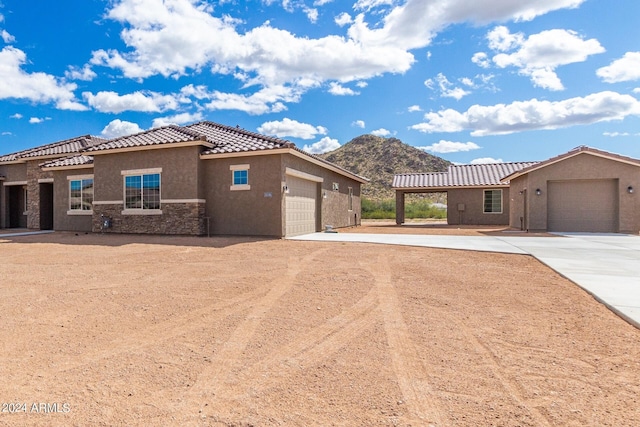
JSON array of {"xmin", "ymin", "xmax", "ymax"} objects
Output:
[{"xmin": 393, "ymin": 162, "xmax": 538, "ymax": 189}]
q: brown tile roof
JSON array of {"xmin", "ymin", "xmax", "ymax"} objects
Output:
[
  {"xmin": 501, "ymin": 145, "xmax": 640, "ymax": 181},
  {"xmin": 187, "ymin": 121, "xmax": 294, "ymax": 154},
  {"xmin": 0, "ymin": 135, "xmax": 105, "ymax": 162},
  {"xmin": 87, "ymin": 125, "xmax": 207, "ymax": 152},
  {"xmin": 393, "ymin": 162, "xmax": 538, "ymax": 189},
  {"xmin": 40, "ymin": 155, "xmax": 94, "ymax": 169}
]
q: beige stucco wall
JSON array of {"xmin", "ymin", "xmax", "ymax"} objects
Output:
[
  {"xmin": 282, "ymin": 153, "xmax": 362, "ymax": 232},
  {"xmin": 446, "ymin": 187, "xmax": 510, "ymax": 225},
  {"xmin": 51, "ymin": 169, "xmax": 94, "ymax": 232},
  {"xmin": 201, "ymin": 152, "xmax": 363, "ymax": 237},
  {"xmin": 202, "ymin": 154, "xmax": 283, "ymax": 237},
  {"xmin": 91, "ymin": 146, "xmax": 205, "ymax": 235},
  {"xmin": 509, "ymin": 153, "xmax": 640, "ymax": 233}
]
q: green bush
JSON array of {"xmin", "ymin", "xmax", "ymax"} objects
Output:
[{"xmin": 361, "ymin": 198, "xmax": 446, "ymax": 220}]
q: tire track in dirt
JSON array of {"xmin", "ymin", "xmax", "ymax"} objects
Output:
[
  {"xmin": 186, "ymin": 247, "xmax": 331, "ymax": 407},
  {"xmin": 227, "ymin": 287, "xmax": 380, "ymax": 393},
  {"xmin": 31, "ymin": 270, "xmax": 290, "ymax": 377},
  {"xmin": 370, "ymin": 254, "xmax": 445, "ymax": 427},
  {"xmin": 429, "ymin": 305, "xmax": 553, "ymax": 426}
]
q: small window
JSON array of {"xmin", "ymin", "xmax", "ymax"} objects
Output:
[
  {"xmin": 483, "ymin": 189, "xmax": 502, "ymax": 214},
  {"xmin": 230, "ymin": 164, "xmax": 250, "ymax": 191},
  {"xmin": 233, "ymin": 170, "xmax": 248, "ymax": 186},
  {"xmin": 70, "ymin": 178, "xmax": 94, "ymax": 211},
  {"xmin": 348, "ymin": 187, "xmax": 353, "ymax": 211},
  {"xmin": 124, "ymin": 173, "xmax": 160, "ymax": 209}
]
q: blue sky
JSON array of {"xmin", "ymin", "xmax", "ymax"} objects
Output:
[{"xmin": 0, "ymin": 0, "xmax": 639, "ymax": 164}]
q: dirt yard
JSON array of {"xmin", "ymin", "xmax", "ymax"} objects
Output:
[{"xmin": 1, "ymin": 231, "xmax": 639, "ymax": 426}]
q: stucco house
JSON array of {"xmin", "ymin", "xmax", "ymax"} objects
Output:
[
  {"xmin": 0, "ymin": 121, "xmax": 367, "ymax": 237},
  {"xmin": 393, "ymin": 146, "xmax": 640, "ymax": 234}
]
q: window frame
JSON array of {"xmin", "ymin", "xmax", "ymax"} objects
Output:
[
  {"xmin": 121, "ymin": 168, "xmax": 162, "ymax": 215},
  {"xmin": 483, "ymin": 189, "xmax": 503, "ymax": 214},
  {"xmin": 68, "ymin": 175, "xmax": 94, "ymax": 215},
  {"xmin": 230, "ymin": 164, "xmax": 250, "ymax": 191}
]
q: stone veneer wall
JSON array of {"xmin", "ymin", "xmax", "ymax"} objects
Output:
[
  {"xmin": 26, "ymin": 161, "xmax": 53, "ymax": 229},
  {"xmin": 92, "ymin": 202, "xmax": 206, "ymax": 235}
]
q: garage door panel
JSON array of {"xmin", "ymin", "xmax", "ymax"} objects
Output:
[
  {"xmin": 548, "ymin": 180, "xmax": 618, "ymax": 232},
  {"xmin": 286, "ymin": 176, "xmax": 317, "ymax": 236}
]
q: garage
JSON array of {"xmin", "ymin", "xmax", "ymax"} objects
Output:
[
  {"xmin": 547, "ymin": 179, "xmax": 618, "ymax": 232},
  {"xmin": 285, "ymin": 174, "xmax": 319, "ymax": 237}
]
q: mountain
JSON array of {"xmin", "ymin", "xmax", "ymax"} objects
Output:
[{"xmin": 319, "ymin": 134, "xmax": 451, "ymax": 200}]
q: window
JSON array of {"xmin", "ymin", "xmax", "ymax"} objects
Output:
[
  {"xmin": 348, "ymin": 187, "xmax": 353, "ymax": 211},
  {"xmin": 233, "ymin": 170, "xmax": 248, "ymax": 185},
  {"xmin": 483, "ymin": 189, "xmax": 502, "ymax": 214},
  {"xmin": 230, "ymin": 164, "xmax": 250, "ymax": 191},
  {"xmin": 69, "ymin": 178, "xmax": 93, "ymax": 211},
  {"xmin": 124, "ymin": 173, "xmax": 160, "ymax": 209}
]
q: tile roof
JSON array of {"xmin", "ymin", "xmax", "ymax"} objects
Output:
[
  {"xmin": 87, "ymin": 125, "xmax": 207, "ymax": 152},
  {"xmin": 0, "ymin": 135, "xmax": 105, "ymax": 163},
  {"xmin": 501, "ymin": 145, "xmax": 640, "ymax": 181},
  {"xmin": 187, "ymin": 121, "xmax": 294, "ymax": 154},
  {"xmin": 41, "ymin": 155, "xmax": 94, "ymax": 169},
  {"xmin": 393, "ymin": 162, "xmax": 538, "ymax": 189}
]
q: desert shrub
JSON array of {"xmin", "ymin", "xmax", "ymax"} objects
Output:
[{"xmin": 361, "ymin": 198, "xmax": 446, "ymax": 220}]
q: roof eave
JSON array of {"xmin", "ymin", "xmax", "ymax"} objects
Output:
[
  {"xmin": 394, "ymin": 184, "xmax": 510, "ymax": 191},
  {"xmin": 89, "ymin": 139, "xmax": 213, "ymax": 155}
]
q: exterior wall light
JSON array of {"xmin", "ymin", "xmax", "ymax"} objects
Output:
[
  {"xmin": 628, "ymin": 186, "xmax": 634, "ymax": 194},
  {"xmin": 535, "ymin": 188, "xmax": 542, "ymax": 196},
  {"xmin": 283, "ymin": 185, "xmax": 289, "ymax": 194}
]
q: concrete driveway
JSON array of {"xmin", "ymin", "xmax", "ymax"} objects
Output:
[{"xmin": 289, "ymin": 232, "xmax": 640, "ymax": 328}]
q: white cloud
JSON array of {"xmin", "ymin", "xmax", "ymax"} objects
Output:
[
  {"xmin": 86, "ymin": 0, "xmax": 585, "ymax": 115},
  {"xmin": 1, "ymin": 131, "xmax": 12, "ymax": 136},
  {"xmin": 328, "ymin": 82, "xmax": 359, "ymax": 96},
  {"xmin": 488, "ymin": 26, "xmax": 605, "ymax": 91},
  {"xmin": 303, "ymin": 136, "xmax": 341, "ymax": 154},
  {"xmin": 10, "ymin": 113, "xmax": 22, "ymax": 119},
  {"xmin": 419, "ymin": 140, "xmax": 480, "ymax": 153},
  {"xmin": 335, "ymin": 12, "xmax": 352, "ymax": 26},
  {"xmin": 352, "ymin": 120, "xmax": 365, "ymax": 128},
  {"xmin": 100, "ymin": 119, "xmax": 143, "ymax": 138},
  {"xmin": 29, "ymin": 117, "xmax": 51, "ymax": 124},
  {"xmin": 151, "ymin": 112, "xmax": 204, "ymax": 128},
  {"xmin": 204, "ymin": 84, "xmax": 309, "ymax": 115},
  {"xmin": 65, "ymin": 65, "xmax": 97, "ymax": 81},
  {"xmin": 472, "ymin": 52, "xmax": 490, "ymax": 68},
  {"xmin": 1, "ymin": 29, "xmax": 15, "ymax": 43},
  {"xmin": 371, "ymin": 128, "xmax": 391, "ymax": 136},
  {"xmin": 425, "ymin": 73, "xmax": 470, "ymax": 100},
  {"xmin": 314, "ymin": 0, "xmax": 333, "ymax": 5},
  {"xmin": 0, "ymin": 46, "xmax": 87, "ymax": 110},
  {"xmin": 258, "ymin": 118, "xmax": 327, "ymax": 139},
  {"xmin": 470, "ymin": 157, "xmax": 503, "ymax": 164},
  {"xmin": 83, "ymin": 90, "xmax": 180, "ymax": 113},
  {"xmin": 354, "ymin": 0, "xmax": 394, "ymax": 12},
  {"xmin": 408, "ymin": 105, "xmax": 421, "ymax": 112},
  {"xmin": 304, "ymin": 7, "xmax": 318, "ymax": 23},
  {"xmin": 597, "ymin": 52, "xmax": 640, "ymax": 83},
  {"xmin": 634, "ymin": 88, "xmax": 640, "ymax": 94},
  {"xmin": 411, "ymin": 91, "xmax": 640, "ymax": 136},
  {"xmin": 602, "ymin": 132, "xmax": 636, "ymax": 137}
]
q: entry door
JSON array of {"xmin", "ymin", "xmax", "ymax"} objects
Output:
[
  {"xmin": 285, "ymin": 176, "xmax": 317, "ymax": 236},
  {"xmin": 547, "ymin": 180, "xmax": 618, "ymax": 232}
]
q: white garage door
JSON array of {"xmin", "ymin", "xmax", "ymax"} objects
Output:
[
  {"xmin": 547, "ymin": 180, "xmax": 618, "ymax": 232},
  {"xmin": 286, "ymin": 176, "xmax": 318, "ymax": 236}
]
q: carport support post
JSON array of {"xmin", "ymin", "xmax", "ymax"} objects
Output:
[{"xmin": 396, "ymin": 190, "xmax": 405, "ymax": 225}]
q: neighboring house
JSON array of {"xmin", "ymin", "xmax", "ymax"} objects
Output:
[
  {"xmin": 0, "ymin": 121, "xmax": 367, "ymax": 237},
  {"xmin": 393, "ymin": 146, "xmax": 640, "ymax": 234}
]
